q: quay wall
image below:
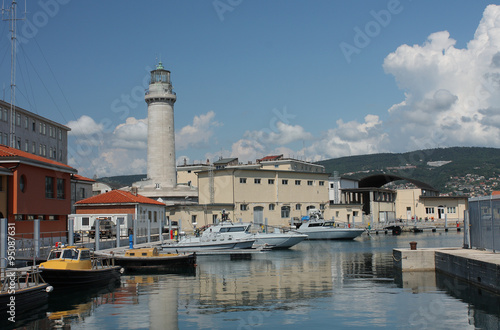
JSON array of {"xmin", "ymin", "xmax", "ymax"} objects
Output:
[{"xmin": 394, "ymin": 248, "xmax": 500, "ymax": 294}]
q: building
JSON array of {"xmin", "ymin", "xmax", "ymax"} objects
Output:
[
  {"xmin": 0, "ymin": 99, "xmax": 70, "ymax": 164},
  {"xmin": 92, "ymin": 181, "xmax": 113, "ymax": 195},
  {"xmin": 0, "ymin": 144, "xmax": 76, "ymax": 236},
  {"xmin": 132, "ymin": 62, "xmax": 197, "ymax": 204},
  {"xmin": 395, "ymin": 188, "xmax": 468, "ymax": 222},
  {"xmin": 70, "ymin": 174, "xmax": 95, "ymax": 214},
  {"xmin": 72, "ymin": 189, "xmax": 166, "ymax": 237}
]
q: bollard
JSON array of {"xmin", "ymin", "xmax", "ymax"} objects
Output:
[
  {"xmin": 409, "ymin": 241, "xmax": 417, "ymax": 250},
  {"xmin": 129, "ymin": 234, "xmax": 133, "ymax": 249}
]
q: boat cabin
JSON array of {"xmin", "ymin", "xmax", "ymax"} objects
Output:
[
  {"xmin": 41, "ymin": 246, "xmax": 93, "ymax": 270},
  {"xmin": 125, "ymin": 248, "xmax": 160, "ymax": 257}
]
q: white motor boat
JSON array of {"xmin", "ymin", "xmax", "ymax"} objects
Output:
[
  {"xmin": 162, "ymin": 231, "xmax": 255, "ymax": 252},
  {"xmin": 206, "ymin": 221, "xmax": 307, "ymax": 249},
  {"xmin": 296, "ymin": 210, "xmax": 365, "ymax": 240}
]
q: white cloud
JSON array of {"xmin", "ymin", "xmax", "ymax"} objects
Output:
[
  {"xmin": 176, "ymin": 111, "xmax": 221, "ymax": 150},
  {"xmin": 112, "ymin": 117, "xmax": 147, "ymax": 149},
  {"xmin": 382, "ymin": 4, "xmax": 500, "ymax": 150},
  {"xmin": 244, "ymin": 121, "xmax": 313, "ymax": 146},
  {"xmin": 67, "ymin": 115, "xmax": 105, "ymax": 136}
]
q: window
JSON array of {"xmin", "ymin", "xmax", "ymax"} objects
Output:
[
  {"xmin": 148, "ymin": 211, "xmax": 152, "ymax": 221},
  {"xmin": 39, "ymin": 144, "xmax": 42, "ymax": 155},
  {"xmin": 32, "ymin": 142, "xmax": 36, "ymax": 154},
  {"xmin": 42, "ymin": 144, "xmax": 46, "ymax": 156},
  {"xmin": 16, "ymin": 137, "xmax": 21, "ymax": 149},
  {"xmin": 281, "ymin": 206, "xmax": 290, "ymax": 218},
  {"xmin": 447, "ymin": 207, "xmax": 456, "ymax": 214},
  {"xmin": 240, "ymin": 178, "xmax": 247, "ymax": 184},
  {"xmin": 268, "ymin": 179, "xmax": 274, "ymax": 184},
  {"xmin": 320, "ymin": 204, "xmax": 325, "ymax": 210},
  {"xmin": 80, "ymin": 187, "xmax": 86, "ymax": 199},
  {"xmin": 240, "ymin": 204, "xmax": 248, "ymax": 211},
  {"xmin": 191, "ymin": 215, "xmax": 197, "ymax": 224},
  {"xmin": 19, "ymin": 175, "xmax": 26, "ymax": 192},
  {"xmin": 295, "ymin": 180, "xmax": 301, "ymax": 185},
  {"xmin": 16, "ymin": 113, "xmax": 21, "ymax": 126},
  {"xmin": 426, "ymin": 207, "xmax": 435, "ymax": 214},
  {"xmin": 254, "ymin": 178, "xmax": 261, "ymax": 184},
  {"xmin": 282, "ymin": 179, "xmax": 288, "ymax": 185},
  {"xmin": 308, "ymin": 181, "xmax": 313, "ymax": 186},
  {"xmin": 319, "ymin": 181, "xmax": 325, "ymax": 186},
  {"xmin": 296, "ymin": 204, "xmax": 301, "ymax": 210},
  {"xmin": 32, "ymin": 121, "xmax": 36, "ymax": 132},
  {"xmin": 24, "ymin": 116, "xmax": 28, "ymax": 129},
  {"xmin": 24, "ymin": 140, "xmax": 28, "ymax": 152},
  {"xmin": 269, "ymin": 204, "xmax": 275, "ymax": 211},
  {"xmin": 45, "ymin": 177, "xmax": 54, "ymax": 198},
  {"xmin": 49, "ymin": 126, "xmax": 53, "ymax": 138},
  {"xmin": 330, "ymin": 183, "xmax": 334, "ymax": 188},
  {"xmin": 57, "ymin": 178, "xmax": 65, "ymax": 199},
  {"xmin": 82, "ymin": 217, "xmax": 89, "ymax": 226},
  {"xmin": 154, "ymin": 212, "xmax": 157, "ymax": 222},
  {"xmin": 58, "ymin": 129, "xmax": 62, "ymax": 140}
]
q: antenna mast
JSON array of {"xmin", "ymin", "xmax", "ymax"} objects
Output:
[{"xmin": 2, "ymin": 0, "xmax": 26, "ymax": 148}]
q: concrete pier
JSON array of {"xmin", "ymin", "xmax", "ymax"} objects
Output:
[{"xmin": 394, "ymin": 247, "xmax": 500, "ymax": 294}]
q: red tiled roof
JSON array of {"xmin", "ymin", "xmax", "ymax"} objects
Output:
[
  {"xmin": 0, "ymin": 144, "xmax": 74, "ymax": 169},
  {"xmin": 72, "ymin": 174, "xmax": 96, "ymax": 182},
  {"xmin": 258, "ymin": 154, "xmax": 283, "ymax": 162},
  {"xmin": 75, "ymin": 189, "xmax": 166, "ymax": 206}
]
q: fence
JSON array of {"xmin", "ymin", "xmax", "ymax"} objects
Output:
[{"xmin": 468, "ymin": 195, "xmax": 500, "ymax": 252}]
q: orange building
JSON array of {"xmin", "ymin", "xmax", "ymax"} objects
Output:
[{"xmin": 0, "ymin": 145, "xmax": 77, "ymax": 237}]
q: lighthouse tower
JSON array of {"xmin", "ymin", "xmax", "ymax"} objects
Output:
[{"xmin": 145, "ymin": 62, "xmax": 177, "ymax": 188}]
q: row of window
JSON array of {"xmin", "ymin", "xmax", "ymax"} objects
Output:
[
  {"xmin": 239, "ymin": 178, "xmax": 324, "ymax": 186},
  {"xmin": 45, "ymin": 177, "xmax": 65, "ymax": 199},
  {"xmin": 0, "ymin": 132, "xmax": 63, "ymax": 161},
  {"xmin": 14, "ymin": 214, "xmax": 60, "ymax": 220},
  {"xmin": 239, "ymin": 204, "xmax": 326, "ymax": 217},
  {"xmin": 425, "ymin": 207, "xmax": 456, "ymax": 214},
  {"xmin": 0, "ymin": 109, "xmax": 63, "ymax": 140}
]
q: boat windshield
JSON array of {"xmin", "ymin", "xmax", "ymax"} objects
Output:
[
  {"xmin": 61, "ymin": 249, "xmax": 79, "ymax": 260},
  {"xmin": 47, "ymin": 250, "xmax": 62, "ymax": 260},
  {"xmin": 219, "ymin": 226, "xmax": 247, "ymax": 233},
  {"xmin": 323, "ymin": 222, "xmax": 335, "ymax": 227}
]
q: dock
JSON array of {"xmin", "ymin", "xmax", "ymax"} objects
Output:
[{"xmin": 393, "ymin": 247, "xmax": 500, "ymax": 294}]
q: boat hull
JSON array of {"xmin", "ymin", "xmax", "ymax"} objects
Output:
[
  {"xmin": 114, "ymin": 253, "xmax": 196, "ymax": 273},
  {"xmin": 0, "ymin": 283, "xmax": 50, "ymax": 313},
  {"xmin": 254, "ymin": 234, "xmax": 307, "ymax": 249},
  {"xmin": 40, "ymin": 267, "xmax": 122, "ymax": 289},
  {"xmin": 162, "ymin": 238, "xmax": 255, "ymax": 252},
  {"xmin": 298, "ymin": 228, "xmax": 365, "ymax": 240}
]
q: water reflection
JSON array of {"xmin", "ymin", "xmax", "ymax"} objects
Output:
[{"xmin": 7, "ymin": 233, "xmax": 500, "ymax": 329}]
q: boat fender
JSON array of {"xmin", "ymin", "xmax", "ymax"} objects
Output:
[
  {"xmin": 119, "ymin": 268, "xmax": 125, "ymax": 274},
  {"xmin": 46, "ymin": 286, "xmax": 54, "ymax": 293}
]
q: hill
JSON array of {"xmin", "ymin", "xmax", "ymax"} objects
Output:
[
  {"xmin": 316, "ymin": 147, "xmax": 500, "ymax": 195},
  {"xmin": 96, "ymin": 147, "xmax": 500, "ymax": 197}
]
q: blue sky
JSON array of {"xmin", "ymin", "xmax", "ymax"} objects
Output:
[{"xmin": 0, "ymin": 0, "xmax": 497, "ymax": 178}]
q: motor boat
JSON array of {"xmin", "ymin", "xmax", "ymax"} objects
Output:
[
  {"xmin": 111, "ymin": 247, "xmax": 196, "ymax": 273},
  {"xmin": 39, "ymin": 244, "xmax": 122, "ymax": 289},
  {"xmin": 296, "ymin": 209, "xmax": 365, "ymax": 240},
  {"xmin": 161, "ymin": 231, "xmax": 255, "ymax": 252},
  {"xmin": 205, "ymin": 221, "xmax": 307, "ymax": 249}
]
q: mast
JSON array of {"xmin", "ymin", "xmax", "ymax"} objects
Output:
[{"xmin": 2, "ymin": 0, "xmax": 25, "ymax": 148}]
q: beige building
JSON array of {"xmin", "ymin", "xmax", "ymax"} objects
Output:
[{"xmin": 395, "ymin": 188, "xmax": 468, "ymax": 222}]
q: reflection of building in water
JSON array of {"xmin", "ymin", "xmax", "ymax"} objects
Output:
[{"xmin": 149, "ymin": 279, "xmax": 179, "ymax": 330}]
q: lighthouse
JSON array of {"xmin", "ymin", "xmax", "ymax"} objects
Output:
[{"xmin": 145, "ymin": 62, "xmax": 177, "ymax": 188}]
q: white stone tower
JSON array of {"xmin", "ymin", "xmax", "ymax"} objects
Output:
[{"xmin": 145, "ymin": 62, "xmax": 177, "ymax": 188}]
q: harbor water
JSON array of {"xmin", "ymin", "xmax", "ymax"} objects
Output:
[{"xmin": 6, "ymin": 231, "xmax": 500, "ymax": 329}]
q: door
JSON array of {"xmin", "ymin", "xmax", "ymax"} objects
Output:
[
  {"xmin": 254, "ymin": 206, "xmax": 264, "ymax": 225},
  {"xmin": 438, "ymin": 206, "xmax": 445, "ymax": 219}
]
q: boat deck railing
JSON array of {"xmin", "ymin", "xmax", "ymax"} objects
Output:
[{"xmin": 0, "ymin": 266, "xmax": 46, "ymax": 292}]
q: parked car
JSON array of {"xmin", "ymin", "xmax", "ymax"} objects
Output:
[{"xmin": 89, "ymin": 220, "xmax": 117, "ymax": 239}]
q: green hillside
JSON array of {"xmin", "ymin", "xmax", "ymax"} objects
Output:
[{"xmin": 316, "ymin": 147, "xmax": 500, "ymax": 194}]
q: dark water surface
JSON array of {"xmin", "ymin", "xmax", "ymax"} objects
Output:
[{"xmin": 7, "ymin": 231, "xmax": 500, "ymax": 329}]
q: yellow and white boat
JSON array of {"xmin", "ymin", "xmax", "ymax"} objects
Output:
[{"xmin": 112, "ymin": 247, "xmax": 196, "ymax": 274}]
